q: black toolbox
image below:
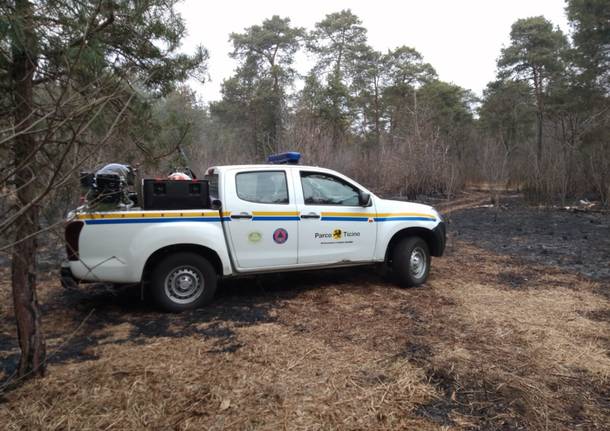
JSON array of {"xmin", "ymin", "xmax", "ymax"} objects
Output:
[{"xmin": 142, "ymin": 179, "xmax": 210, "ymax": 210}]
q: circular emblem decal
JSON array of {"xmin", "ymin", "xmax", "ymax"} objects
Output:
[
  {"xmin": 273, "ymin": 228, "xmax": 288, "ymax": 244},
  {"xmin": 248, "ymin": 231, "xmax": 262, "ymax": 243},
  {"xmin": 332, "ymin": 229, "xmax": 342, "ymax": 240}
]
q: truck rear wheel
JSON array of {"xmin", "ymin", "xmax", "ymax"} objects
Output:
[
  {"xmin": 391, "ymin": 236, "xmax": 430, "ymax": 287},
  {"xmin": 151, "ymin": 252, "xmax": 217, "ymax": 312}
]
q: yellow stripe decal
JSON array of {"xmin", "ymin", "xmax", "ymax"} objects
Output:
[
  {"xmin": 322, "ymin": 211, "xmax": 435, "ymax": 219},
  {"xmin": 76, "ymin": 211, "xmax": 220, "ymax": 220},
  {"xmin": 376, "ymin": 212, "xmax": 436, "ymax": 219},
  {"xmin": 76, "ymin": 210, "xmax": 435, "ymax": 221}
]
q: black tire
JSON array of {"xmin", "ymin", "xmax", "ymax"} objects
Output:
[
  {"xmin": 150, "ymin": 252, "xmax": 217, "ymax": 312},
  {"xmin": 391, "ymin": 236, "xmax": 431, "ymax": 287}
]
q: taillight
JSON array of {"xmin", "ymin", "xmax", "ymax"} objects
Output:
[{"xmin": 65, "ymin": 221, "xmax": 84, "ymax": 261}]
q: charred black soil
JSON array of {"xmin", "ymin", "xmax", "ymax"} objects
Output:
[{"xmin": 448, "ymin": 195, "xmax": 610, "ymax": 282}]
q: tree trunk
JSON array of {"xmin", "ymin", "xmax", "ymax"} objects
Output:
[
  {"xmin": 271, "ymin": 71, "xmax": 281, "ymax": 149},
  {"xmin": 10, "ymin": 0, "xmax": 46, "ymax": 379},
  {"xmin": 532, "ymin": 67, "xmax": 544, "ymax": 170},
  {"xmin": 373, "ymin": 78, "xmax": 381, "ymax": 147},
  {"xmin": 536, "ymin": 110, "xmax": 543, "ymax": 167}
]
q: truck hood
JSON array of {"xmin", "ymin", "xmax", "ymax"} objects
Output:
[{"xmin": 375, "ymin": 198, "xmax": 441, "ymax": 220}]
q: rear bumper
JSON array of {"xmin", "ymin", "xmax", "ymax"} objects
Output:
[{"xmin": 432, "ymin": 221, "xmax": 446, "ymax": 257}]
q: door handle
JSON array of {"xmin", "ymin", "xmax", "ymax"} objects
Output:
[
  {"xmin": 300, "ymin": 213, "xmax": 320, "ymax": 219},
  {"xmin": 231, "ymin": 212, "xmax": 252, "ymax": 219}
]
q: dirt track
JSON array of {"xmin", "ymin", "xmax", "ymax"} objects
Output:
[{"xmin": 0, "ymin": 194, "xmax": 609, "ymax": 430}]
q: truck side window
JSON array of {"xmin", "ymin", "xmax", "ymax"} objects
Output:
[
  {"xmin": 236, "ymin": 171, "xmax": 289, "ymax": 204},
  {"xmin": 301, "ymin": 172, "xmax": 360, "ymax": 206}
]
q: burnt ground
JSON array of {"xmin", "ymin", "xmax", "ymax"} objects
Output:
[
  {"xmin": 448, "ymin": 195, "xmax": 610, "ymax": 282},
  {"xmin": 0, "ymin": 193, "xmax": 609, "ymax": 430}
]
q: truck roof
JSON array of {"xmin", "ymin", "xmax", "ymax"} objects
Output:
[
  {"xmin": 206, "ymin": 164, "xmax": 373, "ymax": 196},
  {"xmin": 208, "ymin": 164, "xmax": 333, "ymax": 173}
]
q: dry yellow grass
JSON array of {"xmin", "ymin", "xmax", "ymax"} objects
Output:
[{"xmin": 0, "ymin": 233, "xmax": 609, "ymax": 430}]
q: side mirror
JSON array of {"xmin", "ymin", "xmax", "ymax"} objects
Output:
[
  {"xmin": 211, "ymin": 199, "xmax": 222, "ymax": 210},
  {"xmin": 358, "ymin": 191, "xmax": 371, "ymax": 207}
]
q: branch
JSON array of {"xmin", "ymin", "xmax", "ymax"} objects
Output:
[
  {"xmin": 0, "ymin": 91, "xmax": 119, "ymax": 186},
  {"xmin": 39, "ymin": 1, "xmax": 115, "ymax": 68},
  {"xmin": 133, "ymin": 123, "xmax": 191, "ymax": 162},
  {"xmin": 0, "ymin": 88, "xmax": 135, "ymax": 235}
]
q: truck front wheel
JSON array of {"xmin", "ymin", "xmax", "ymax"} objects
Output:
[
  {"xmin": 151, "ymin": 252, "xmax": 217, "ymax": 312},
  {"xmin": 391, "ymin": 236, "xmax": 430, "ymax": 287}
]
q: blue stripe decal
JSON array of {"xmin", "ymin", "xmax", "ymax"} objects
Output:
[
  {"xmin": 251, "ymin": 216, "xmax": 300, "ymax": 221},
  {"xmin": 86, "ymin": 217, "xmax": 223, "ymax": 225},
  {"xmin": 374, "ymin": 217, "xmax": 435, "ymax": 222},
  {"xmin": 320, "ymin": 216, "xmax": 370, "ymax": 222},
  {"xmin": 84, "ymin": 215, "xmax": 434, "ymax": 224}
]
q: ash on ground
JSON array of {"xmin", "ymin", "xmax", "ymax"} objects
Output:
[{"xmin": 448, "ymin": 196, "xmax": 610, "ymax": 281}]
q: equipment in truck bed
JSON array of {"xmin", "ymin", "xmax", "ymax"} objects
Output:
[
  {"xmin": 142, "ymin": 179, "xmax": 210, "ymax": 210},
  {"xmin": 80, "ymin": 163, "xmax": 137, "ymax": 209}
]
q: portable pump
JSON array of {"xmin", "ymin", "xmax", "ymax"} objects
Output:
[{"xmin": 80, "ymin": 163, "xmax": 137, "ymax": 209}]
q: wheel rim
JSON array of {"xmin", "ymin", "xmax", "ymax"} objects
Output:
[
  {"xmin": 409, "ymin": 247, "xmax": 427, "ymax": 279},
  {"xmin": 164, "ymin": 266, "xmax": 204, "ymax": 304}
]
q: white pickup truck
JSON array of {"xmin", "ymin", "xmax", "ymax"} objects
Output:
[{"xmin": 63, "ymin": 159, "xmax": 445, "ymax": 311}]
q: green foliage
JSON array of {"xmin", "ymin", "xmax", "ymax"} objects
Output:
[
  {"xmin": 2, "ymin": 0, "xmax": 208, "ymax": 95},
  {"xmin": 303, "ymin": 10, "xmax": 368, "ymax": 143},
  {"xmin": 302, "ymin": 13, "xmax": 442, "ymax": 146},
  {"xmin": 298, "ymin": 72, "xmax": 326, "ymax": 116},
  {"xmin": 418, "ymin": 81, "xmax": 475, "ymax": 125},
  {"xmin": 1, "ymin": 0, "xmax": 209, "ymax": 164},
  {"xmin": 498, "ymin": 16, "xmax": 568, "ymax": 84},
  {"xmin": 383, "ymin": 46, "xmax": 437, "ymax": 90},
  {"xmin": 307, "ymin": 9, "xmax": 367, "ymax": 77},
  {"xmin": 230, "ymin": 15, "xmax": 303, "ymax": 84},
  {"xmin": 351, "ymin": 46, "xmax": 385, "ymax": 140},
  {"xmin": 497, "ymin": 16, "xmax": 568, "ymax": 166},
  {"xmin": 350, "ymin": 45, "xmax": 437, "ymax": 143},
  {"xmin": 484, "ymin": 10, "xmax": 610, "ymax": 203},
  {"xmin": 211, "ymin": 16, "xmax": 303, "ymax": 156},
  {"xmin": 129, "ymin": 87, "xmax": 205, "ymax": 167},
  {"xmin": 479, "ymin": 80, "xmax": 536, "ymax": 152},
  {"xmin": 381, "ymin": 46, "xmax": 437, "ymax": 133},
  {"xmin": 566, "ymin": 0, "xmax": 610, "ymax": 94},
  {"xmin": 418, "ymin": 81, "xmax": 476, "ymax": 149}
]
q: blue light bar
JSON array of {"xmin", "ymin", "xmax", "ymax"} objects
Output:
[{"xmin": 267, "ymin": 152, "xmax": 301, "ymax": 164}]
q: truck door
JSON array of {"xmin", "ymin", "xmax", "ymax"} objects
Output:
[
  {"xmin": 294, "ymin": 170, "xmax": 377, "ymax": 265},
  {"xmin": 223, "ymin": 169, "xmax": 299, "ymax": 270}
]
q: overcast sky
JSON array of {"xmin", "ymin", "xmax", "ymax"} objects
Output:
[{"xmin": 175, "ymin": 0, "xmax": 569, "ymax": 103}]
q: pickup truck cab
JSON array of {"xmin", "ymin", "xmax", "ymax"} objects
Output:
[{"xmin": 64, "ymin": 160, "xmax": 445, "ymax": 311}]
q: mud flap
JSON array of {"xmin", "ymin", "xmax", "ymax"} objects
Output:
[{"xmin": 432, "ymin": 222, "xmax": 446, "ymax": 256}]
